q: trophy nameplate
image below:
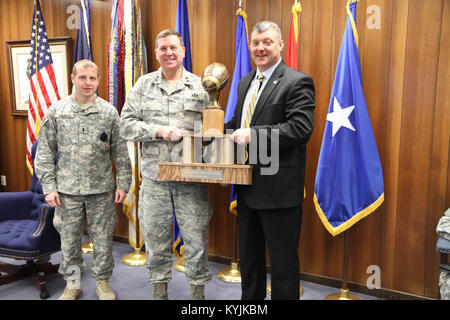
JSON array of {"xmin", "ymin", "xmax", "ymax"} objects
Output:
[
  {"xmin": 158, "ymin": 63, "xmax": 253, "ymax": 185},
  {"xmin": 181, "ymin": 169, "xmax": 223, "ymax": 181}
]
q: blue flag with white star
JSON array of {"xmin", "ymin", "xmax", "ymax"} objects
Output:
[{"xmin": 314, "ymin": 0, "xmax": 384, "ymax": 236}]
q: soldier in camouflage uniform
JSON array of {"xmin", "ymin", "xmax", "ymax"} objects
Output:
[
  {"xmin": 35, "ymin": 60, "xmax": 131, "ymax": 300},
  {"xmin": 120, "ymin": 29, "xmax": 212, "ymax": 300}
]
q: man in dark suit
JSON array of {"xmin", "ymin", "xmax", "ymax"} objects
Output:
[{"xmin": 224, "ymin": 21, "xmax": 315, "ymax": 300}]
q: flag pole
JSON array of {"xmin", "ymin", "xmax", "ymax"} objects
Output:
[
  {"xmin": 133, "ymin": 142, "xmax": 141, "ymax": 250},
  {"xmin": 217, "ymin": 213, "xmax": 241, "ymax": 283},
  {"xmin": 122, "ymin": 142, "xmax": 146, "ymax": 266},
  {"xmin": 325, "ymin": 231, "xmax": 359, "ymax": 300}
]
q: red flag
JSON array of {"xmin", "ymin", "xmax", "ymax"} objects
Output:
[
  {"xmin": 285, "ymin": 2, "xmax": 302, "ymax": 70},
  {"xmin": 26, "ymin": 0, "xmax": 61, "ymax": 173}
]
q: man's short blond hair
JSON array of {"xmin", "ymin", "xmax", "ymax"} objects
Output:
[{"xmin": 72, "ymin": 59, "xmax": 99, "ymax": 77}]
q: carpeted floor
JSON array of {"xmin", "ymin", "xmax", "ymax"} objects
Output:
[{"xmin": 0, "ymin": 237, "xmax": 375, "ymax": 301}]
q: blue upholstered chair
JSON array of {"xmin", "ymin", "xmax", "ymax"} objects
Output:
[
  {"xmin": 437, "ymin": 237, "xmax": 450, "ymax": 299},
  {"xmin": 436, "ymin": 208, "xmax": 450, "ymax": 266},
  {"xmin": 0, "ymin": 141, "xmax": 61, "ymax": 299},
  {"xmin": 437, "ymin": 237, "xmax": 450, "ymax": 265}
]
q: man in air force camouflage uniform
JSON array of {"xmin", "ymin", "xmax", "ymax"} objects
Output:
[
  {"xmin": 35, "ymin": 60, "xmax": 131, "ymax": 300},
  {"xmin": 120, "ymin": 29, "xmax": 212, "ymax": 300}
]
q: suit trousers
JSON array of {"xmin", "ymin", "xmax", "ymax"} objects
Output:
[{"xmin": 237, "ymin": 192, "xmax": 302, "ymax": 300}]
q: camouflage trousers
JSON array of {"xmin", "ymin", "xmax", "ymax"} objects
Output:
[
  {"xmin": 139, "ymin": 179, "xmax": 212, "ymax": 285},
  {"xmin": 440, "ymin": 271, "xmax": 450, "ymax": 300},
  {"xmin": 53, "ymin": 191, "xmax": 117, "ymax": 281}
]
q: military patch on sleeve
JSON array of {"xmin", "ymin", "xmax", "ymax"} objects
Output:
[{"xmin": 100, "ymin": 132, "xmax": 108, "ymax": 142}]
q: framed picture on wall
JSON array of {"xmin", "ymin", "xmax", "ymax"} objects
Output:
[{"xmin": 6, "ymin": 36, "xmax": 72, "ymax": 116}]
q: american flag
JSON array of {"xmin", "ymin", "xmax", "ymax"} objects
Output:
[{"xmin": 26, "ymin": 0, "xmax": 60, "ymax": 172}]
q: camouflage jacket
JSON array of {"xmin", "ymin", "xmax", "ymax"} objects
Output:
[
  {"xmin": 35, "ymin": 95, "xmax": 132, "ymax": 195},
  {"xmin": 120, "ymin": 67, "xmax": 209, "ymax": 180}
]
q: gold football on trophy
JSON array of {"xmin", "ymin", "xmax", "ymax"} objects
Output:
[
  {"xmin": 201, "ymin": 63, "xmax": 229, "ymax": 109},
  {"xmin": 201, "ymin": 62, "xmax": 229, "ymax": 92},
  {"xmin": 200, "ymin": 63, "xmax": 228, "ymax": 135}
]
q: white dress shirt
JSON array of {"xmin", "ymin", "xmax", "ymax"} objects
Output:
[{"xmin": 240, "ymin": 58, "xmax": 282, "ymax": 128}]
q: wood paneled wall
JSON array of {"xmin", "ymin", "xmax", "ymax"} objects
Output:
[{"xmin": 0, "ymin": 0, "xmax": 448, "ymax": 299}]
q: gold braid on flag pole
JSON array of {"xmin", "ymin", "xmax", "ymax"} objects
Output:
[
  {"xmin": 173, "ymin": 236, "xmax": 185, "ymax": 260},
  {"xmin": 292, "ymin": 2, "xmax": 302, "ymax": 43},
  {"xmin": 346, "ymin": 0, "xmax": 359, "ymax": 48},
  {"xmin": 122, "ymin": 167, "xmax": 144, "ymax": 247},
  {"xmin": 26, "ymin": 158, "xmax": 33, "ymax": 175},
  {"xmin": 80, "ymin": 0, "xmax": 91, "ymax": 53},
  {"xmin": 236, "ymin": 9, "xmax": 249, "ymax": 47}
]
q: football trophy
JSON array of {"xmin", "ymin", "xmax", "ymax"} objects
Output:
[{"xmin": 158, "ymin": 63, "xmax": 252, "ymax": 185}]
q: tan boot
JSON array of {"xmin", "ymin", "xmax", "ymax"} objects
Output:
[
  {"xmin": 190, "ymin": 285, "xmax": 205, "ymax": 300},
  {"xmin": 152, "ymin": 283, "xmax": 168, "ymax": 300},
  {"xmin": 96, "ymin": 280, "xmax": 116, "ymax": 300},
  {"xmin": 58, "ymin": 280, "xmax": 82, "ymax": 300}
]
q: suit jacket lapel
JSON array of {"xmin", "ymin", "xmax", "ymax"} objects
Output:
[{"xmin": 250, "ymin": 62, "xmax": 285, "ymax": 126}]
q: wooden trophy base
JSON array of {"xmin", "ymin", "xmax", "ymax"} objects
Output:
[
  {"xmin": 158, "ymin": 133, "xmax": 253, "ymax": 185},
  {"xmin": 158, "ymin": 162, "xmax": 252, "ymax": 185}
]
